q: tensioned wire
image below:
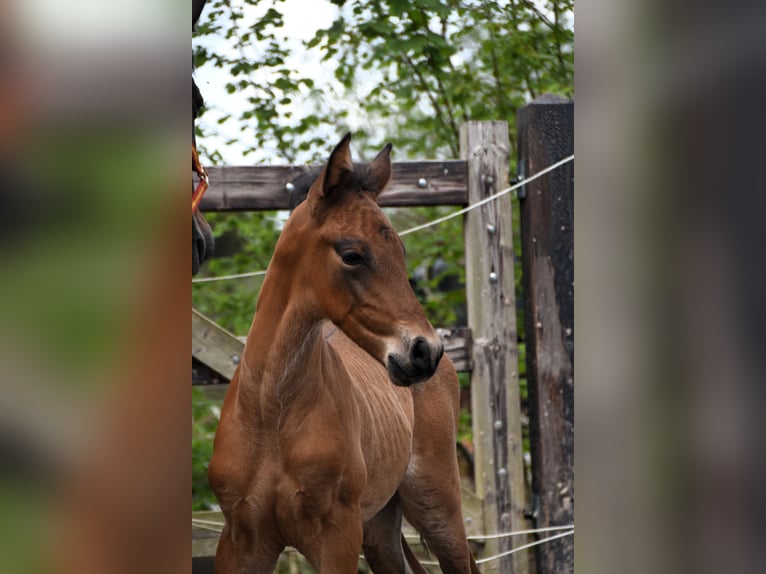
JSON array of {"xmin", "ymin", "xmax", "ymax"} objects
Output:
[
  {"xmin": 191, "ymin": 154, "xmax": 574, "ymax": 284},
  {"xmin": 191, "ymin": 517, "xmax": 574, "ymax": 566}
]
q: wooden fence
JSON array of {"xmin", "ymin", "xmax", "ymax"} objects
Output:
[
  {"xmin": 193, "ymin": 106, "xmax": 573, "ymax": 573},
  {"xmin": 518, "ymin": 96, "xmax": 574, "ymax": 574}
]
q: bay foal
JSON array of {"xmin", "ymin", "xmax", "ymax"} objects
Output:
[{"xmin": 209, "ymin": 134, "xmax": 481, "ymax": 573}]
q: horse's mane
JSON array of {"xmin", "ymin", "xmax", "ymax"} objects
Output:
[{"xmin": 288, "ymin": 163, "xmax": 384, "ymax": 211}]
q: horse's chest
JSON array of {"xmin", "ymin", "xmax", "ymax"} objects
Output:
[
  {"xmin": 349, "ymin": 387, "xmax": 415, "ymax": 519},
  {"xmin": 269, "ymin": 387, "xmax": 414, "ymax": 522}
]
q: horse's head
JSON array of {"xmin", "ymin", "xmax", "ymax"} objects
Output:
[{"xmin": 281, "ymin": 133, "xmax": 444, "ymax": 386}]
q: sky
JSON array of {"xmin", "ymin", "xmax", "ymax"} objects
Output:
[
  {"xmin": 194, "ymin": 0, "xmax": 341, "ymax": 165},
  {"xmin": 193, "ymin": 0, "xmax": 569, "ymax": 166}
]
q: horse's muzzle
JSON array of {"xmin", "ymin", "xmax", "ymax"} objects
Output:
[{"xmin": 386, "ymin": 336, "xmax": 444, "ymax": 387}]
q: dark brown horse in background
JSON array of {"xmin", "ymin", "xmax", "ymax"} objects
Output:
[
  {"xmin": 193, "ymin": 0, "xmax": 214, "ymax": 275},
  {"xmin": 209, "ymin": 134, "xmax": 481, "ymax": 573}
]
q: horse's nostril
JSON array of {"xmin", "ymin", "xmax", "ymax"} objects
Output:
[{"xmin": 411, "ymin": 337, "xmax": 431, "ymax": 371}]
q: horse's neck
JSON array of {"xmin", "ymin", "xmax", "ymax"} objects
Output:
[{"xmin": 238, "ymin": 270, "xmax": 328, "ymax": 419}]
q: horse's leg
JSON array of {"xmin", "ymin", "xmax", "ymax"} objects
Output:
[
  {"xmin": 398, "ymin": 466, "xmax": 480, "ymax": 574},
  {"xmin": 297, "ymin": 504, "xmax": 364, "ymax": 573},
  {"xmin": 401, "ymin": 533, "xmax": 430, "ymax": 574},
  {"xmin": 214, "ymin": 526, "xmax": 281, "ymax": 574},
  {"xmin": 400, "ymin": 382, "xmax": 481, "ymax": 574},
  {"xmin": 362, "ymin": 494, "xmax": 427, "ymax": 574},
  {"xmin": 214, "ymin": 515, "xmax": 284, "ymax": 574}
]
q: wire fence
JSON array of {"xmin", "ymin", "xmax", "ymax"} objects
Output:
[
  {"xmin": 191, "ymin": 154, "xmax": 574, "ymax": 284},
  {"xmin": 473, "ymin": 529, "xmax": 574, "ymax": 567},
  {"xmin": 192, "ymin": 517, "xmax": 574, "ymax": 567},
  {"xmin": 397, "ymin": 153, "xmax": 573, "ymax": 237}
]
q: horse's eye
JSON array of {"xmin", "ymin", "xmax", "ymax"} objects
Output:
[{"xmin": 341, "ymin": 252, "xmax": 364, "ymax": 266}]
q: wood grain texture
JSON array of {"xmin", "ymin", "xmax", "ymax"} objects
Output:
[
  {"xmin": 197, "ymin": 161, "xmax": 468, "ymax": 211},
  {"xmin": 191, "ymin": 309, "xmax": 244, "ymax": 381},
  {"xmin": 518, "ymin": 96, "xmax": 574, "ymax": 574},
  {"xmin": 461, "ymin": 121, "xmax": 528, "ymax": 574},
  {"xmin": 436, "ymin": 326, "xmax": 473, "ymax": 372}
]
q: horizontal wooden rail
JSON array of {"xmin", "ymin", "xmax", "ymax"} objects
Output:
[
  {"xmin": 192, "ymin": 309, "xmax": 472, "ymax": 385},
  {"xmin": 436, "ymin": 326, "xmax": 473, "ymax": 372},
  {"xmin": 192, "ymin": 309, "xmax": 244, "ymax": 381},
  {"xmin": 198, "ymin": 160, "xmax": 468, "ymax": 211}
]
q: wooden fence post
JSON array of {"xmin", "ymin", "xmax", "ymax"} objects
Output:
[
  {"xmin": 517, "ymin": 95, "xmax": 574, "ymax": 574},
  {"xmin": 461, "ymin": 121, "xmax": 529, "ymax": 574}
]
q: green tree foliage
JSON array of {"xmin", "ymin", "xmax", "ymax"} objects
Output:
[
  {"xmin": 192, "ymin": 211, "xmax": 280, "ymax": 334},
  {"xmin": 309, "ymin": 0, "xmax": 573, "ymax": 158},
  {"xmin": 194, "ymin": 0, "xmax": 573, "ymax": 160},
  {"xmin": 192, "ymin": 387, "xmax": 221, "ymax": 510},
  {"xmin": 194, "ymin": 0, "xmax": 336, "ymax": 164}
]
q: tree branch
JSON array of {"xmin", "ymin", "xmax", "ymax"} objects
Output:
[
  {"xmin": 401, "ymin": 54, "xmax": 459, "ymax": 157},
  {"xmin": 519, "ymin": 0, "xmax": 560, "ymax": 32}
]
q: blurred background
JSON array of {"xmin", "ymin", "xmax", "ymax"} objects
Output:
[
  {"xmin": 0, "ymin": 0, "xmax": 188, "ymax": 572},
  {"xmin": 576, "ymin": 0, "xmax": 766, "ymax": 573}
]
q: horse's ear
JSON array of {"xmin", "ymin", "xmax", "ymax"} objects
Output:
[
  {"xmin": 309, "ymin": 133, "xmax": 354, "ymax": 210},
  {"xmin": 364, "ymin": 143, "xmax": 392, "ymax": 199},
  {"xmin": 324, "ymin": 132, "xmax": 354, "ymax": 195}
]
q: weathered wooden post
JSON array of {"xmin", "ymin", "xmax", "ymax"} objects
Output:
[
  {"xmin": 461, "ymin": 121, "xmax": 529, "ymax": 574},
  {"xmin": 517, "ymin": 95, "xmax": 574, "ymax": 574}
]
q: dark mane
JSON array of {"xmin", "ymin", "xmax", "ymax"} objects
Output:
[{"xmin": 288, "ymin": 162, "xmax": 384, "ymax": 211}]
